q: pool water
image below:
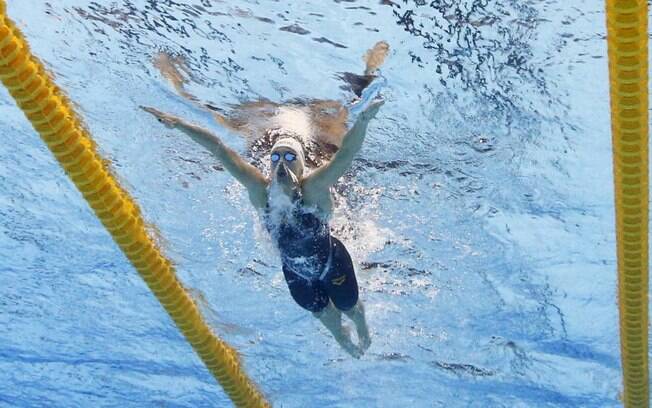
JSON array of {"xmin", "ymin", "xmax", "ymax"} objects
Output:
[{"xmin": 0, "ymin": 1, "xmax": 626, "ymax": 406}]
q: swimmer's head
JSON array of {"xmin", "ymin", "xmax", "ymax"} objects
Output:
[{"xmin": 270, "ymin": 137, "xmax": 305, "ymax": 186}]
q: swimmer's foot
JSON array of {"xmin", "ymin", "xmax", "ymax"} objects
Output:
[
  {"xmin": 357, "ymin": 325, "xmax": 372, "ymax": 353},
  {"xmin": 344, "ymin": 302, "xmax": 372, "ymax": 354},
  {"xmin": 335, "ymin": 326, "xmax": 363, "ymax": 359},
  {"xmin": 363, "ymin": 41, "xmax": 390, "ymax": 76}
]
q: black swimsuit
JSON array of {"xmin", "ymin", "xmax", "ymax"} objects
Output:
[{"xmin": 264, "ymin": 192, "xmax": 358, "ymax": 313}]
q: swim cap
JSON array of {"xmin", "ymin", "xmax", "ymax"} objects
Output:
[{"xmin": 272, "ymin": 137, "xmax": 306, "ymax": 166}]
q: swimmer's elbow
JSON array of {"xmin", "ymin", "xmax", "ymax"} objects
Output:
[
  {"xmin": 305, "ymin": 162, "xmax": 346, "ymax": 190},
  {"xmin": 305, "ymin": 135, "xmax": 361, "ymax": 189}
]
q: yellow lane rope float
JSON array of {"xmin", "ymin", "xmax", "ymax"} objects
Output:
[
  {"xmin": 606, "ymin": 0, "xmax": 649, "ymax": 406},
  {"xmin": 0, "ymin": 2, "xmax": 268, "ymax": 406}
]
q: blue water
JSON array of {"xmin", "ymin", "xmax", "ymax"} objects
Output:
[{"xmin": 0, "ymin": 1, "xmax": 628, "ymax": 407}]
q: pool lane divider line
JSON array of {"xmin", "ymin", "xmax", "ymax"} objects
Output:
[
  {"xmin": 0, "ymin": 3, "xmax": 269, "ymax": 407},
  {"xmin": 606, "ymin": 0, "xmax": 649, "ymax": 406}
]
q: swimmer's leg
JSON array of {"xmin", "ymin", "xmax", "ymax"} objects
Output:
[
  {"xmin": 343, "ymin": 300, "xmax": 371, "ymax": 352},
  {"xmin": 151, "ymin": 52, "xmax": 246, "ymax": 134},
  {"xmin": 282, "ymin": 267, "xmax": 359, "ymax": 357},
  {"xmin": 363, "ymin": 41, "xmax": 390, "ymax": 76},
  {"xmin": 152, "ymin": 52, "xmax": 197, "ymax": 103},
  {"xmin": 313, "ymin": 302, "xmax": 362, "ymax": 359},
  {"xmin": 323, "ymin": 237, "xmax": 371, "ymax": 354},
  {"xmin": 310, "ymin": 41, "xmax": 389, "ymax": 152},
  {"xmin": 337, "ymin": 40, "xmax": 390, "ymax": 98}
]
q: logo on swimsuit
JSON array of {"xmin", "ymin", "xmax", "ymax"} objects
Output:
[{"xmin": 331, "ymin": 275, "xmax": 346, "ymax": 286}]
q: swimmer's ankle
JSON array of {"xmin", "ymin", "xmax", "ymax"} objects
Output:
[
  {"xmin": 335, "ymin": 334, "xmax": 362, "ymax": 358},
  {"xmin": 335, "ymin": 325, "xmax": 353, "ymax": 342},
  {"xmin": 358, "ymin": 330, "xmax": 371, "ymax": 351}
]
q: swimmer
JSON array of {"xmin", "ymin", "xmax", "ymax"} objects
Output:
[
  {"xmin": 143, "ymin": 98, "xmax": 382, "ymax": 358},
  {"xmin": 143, "ymin": 42, "xmax": 389, "ymax": 358}
]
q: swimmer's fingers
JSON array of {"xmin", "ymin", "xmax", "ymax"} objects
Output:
[
  {"xmin": 368, "ymin": 97, "xmax": 385, "ymax": 111},
  {"xmin": 360, "ymin": 98, "xmax": 384, "ymax": 121},
  {"xmin": 140, "ymin": 105, "xmax": 166, "ymax": 117},
  {"xmin": 140, "ymin": 105, "xmax": 180, "ymax": 129}
]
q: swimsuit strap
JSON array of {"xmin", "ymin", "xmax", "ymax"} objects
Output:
[{"xmin": 318, "ymin": 235, "xmax": 334, "ymax": 281}]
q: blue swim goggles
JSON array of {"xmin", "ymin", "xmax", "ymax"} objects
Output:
[{"xmin": 271, "ymin": 152, "xmax": 297, "ymax": 163}]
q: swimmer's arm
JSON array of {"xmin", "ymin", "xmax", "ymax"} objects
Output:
[
  {"xmin": 142, "ymin": 107, "xmax": 268, "ymax": 208},
  {"xmin": 179, "ymin": 125, "xmax": 269, "ymax": 208},
  {"xmin": 304, "ymin": 99, "xmax": 383, "ymax": 190}
]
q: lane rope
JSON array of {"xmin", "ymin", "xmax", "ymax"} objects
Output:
[
  {"xmin": 0, "ymin": 2, "xmax": 269, "ymax": 406},
  {"xmin": 606, "ymin": 0, "xmax": 649, "ymax": 406}
]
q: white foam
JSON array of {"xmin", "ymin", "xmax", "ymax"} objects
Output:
[{"xmin": 265, "ymin": 182, "xmax": 295, "ymax": 230}]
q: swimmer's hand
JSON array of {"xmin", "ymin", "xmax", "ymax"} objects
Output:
[
  {"xmin": 140, "ymin": 105, "xmax": 267, "ymax": 206},
  {"xmin": 141, "ymin": 105, "xmax": 225, "ymax": 150},
  {"xmin": 358, "ymin": 98, "xmax": 384, "ymax": 123},
  {"xmin": 304, "ymin": 98, "xmax": 383, "ymax": 190},
  {"xmin": 140, "ymin": 106, "xmax": 181, "ymax": 129}
]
